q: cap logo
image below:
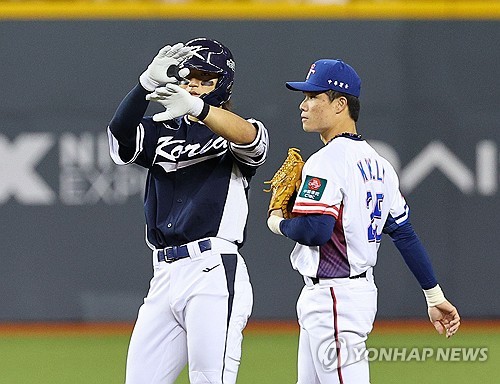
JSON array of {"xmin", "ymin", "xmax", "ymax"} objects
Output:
[
  {"xmin": 306, "ymin": 63, "xmax": 316, "ymax": 80},
  {"xmin": 286, "ymin": 59, "xmax": 360, "ymax": 97},
  {"xmin": 226, "ymin": 59, "xmax": 235, "ymax": 71}
]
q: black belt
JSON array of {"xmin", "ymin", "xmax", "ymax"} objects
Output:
[
  {"xmin": 310, "ymin": 271, "xmax": 367, "ymax": 285},
  {"xmin": 157, "ymin": 239, "xmax": 212, "ymax": 263}
]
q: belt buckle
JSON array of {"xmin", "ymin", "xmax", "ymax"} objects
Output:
[
  {"xmin": 164, "ymin": 246, "xmax": 178, "ymax": 263},
  {"xmin": 161, "ymin": 240, "xmax": 211, "ymax": 263}
]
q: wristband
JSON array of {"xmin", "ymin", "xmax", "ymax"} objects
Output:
[
  {"xmin": 197, "ymin": 102, "xmax": 211, "ymax": 121},
  {"xmin": 267, "ymin": 215, "xmax": 284, "ymax": 236},
  {"xmin": 423, "ymin": 284, "xmax": 446, "ymax": 307}
]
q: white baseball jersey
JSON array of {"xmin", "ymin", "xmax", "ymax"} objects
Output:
[{"xmin": 290, "ymin": 136, "xmax": 409, "ymax": 279}]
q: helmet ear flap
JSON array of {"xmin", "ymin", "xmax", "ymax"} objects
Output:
[{"xmin": 201, "ymin": 75, "xmax": 233, "ymax": 107}]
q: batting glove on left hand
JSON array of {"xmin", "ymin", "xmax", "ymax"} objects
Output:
[
  {"xmin": 139, "ymin": 43, "xmax": 200, "ymax": 91},
  {"xmin": 146, "ymin": 84, "xmax": 205, "ymax": 121}
]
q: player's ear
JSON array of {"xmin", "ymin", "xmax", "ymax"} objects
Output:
[{"xmin": 334, "ymin": 96, "xmax": 348, "ymax": 113}]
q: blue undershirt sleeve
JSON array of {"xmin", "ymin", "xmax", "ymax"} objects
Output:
[
  {"xmin": 279, "ymin": 214, "xmax": 336, "ymax": 246},
  {"xmin": 385, "ymin": 220, "xmax": 438, "ymax": 290}
]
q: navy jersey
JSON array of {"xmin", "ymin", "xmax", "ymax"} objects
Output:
[{"xmin": 107, "ymin": 85, "xmax": 268, "ymax": 249}]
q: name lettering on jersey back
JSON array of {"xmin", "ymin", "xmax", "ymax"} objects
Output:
[
  {"xmin": 357, "ymin": 158, "xmax": 385, "ymax": 183},
  {"xmin": 155, "ymin": 136, "xmax": 228, "ymax": 162}
]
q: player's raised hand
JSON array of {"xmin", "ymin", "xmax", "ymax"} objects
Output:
[
  {"xmin": 139, "ymin": 43, "xmax": 200, "ymax": 91},
  {"xmin": 146, "ymin": 84, "xmax": 204, "ymax": 121},
  {"xmin": 428, "ymin": 300, "xmax": 461, "ymax": 338}
]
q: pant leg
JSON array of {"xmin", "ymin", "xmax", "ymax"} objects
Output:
[
  {"xmin": 325, "ymin": 278, "xmax": 377, "ymax": 384},
  {"xmin": 221, "ymin": 254, "xmax": 253, "ymax": 384},
  {"xmin": 296, "ymin": 326, "xmax": 321, "ymax": 384},
  {"xmin": 125, "ymin": 262, "xmax": 188, "ymax": 384},
  {"xmin": 297, "ymin": 274, "xmax": 377, "ymax": 384},
  {"xmin": 184, "ymin": 253, "xmax": 253, "ymax": 384}
]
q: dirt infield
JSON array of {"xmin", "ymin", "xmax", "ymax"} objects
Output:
[{"xmin": 0, "ymin": 319, "xmax": 498, "ymax": 336}]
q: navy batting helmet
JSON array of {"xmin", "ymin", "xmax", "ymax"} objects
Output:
[{"xmin": 181, "ymin": 38, "xmax": 235, "ymax": 107}]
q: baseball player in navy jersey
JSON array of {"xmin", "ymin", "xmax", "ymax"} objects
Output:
[
  {"xmin": 267, "ymin": 59, "xmax": 460, "ymax": 383},
  {"xmin": 107, "ymin": 38, "xmax": 268, "ymax": 384}
]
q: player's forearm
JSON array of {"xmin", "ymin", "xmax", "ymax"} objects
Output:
[
  {"xmin": 389, "ymin": 221, "xmax": 438, "ymax": 290},
  {"xmin": 202, "ymin": 106, "xmax": 257, "ymax": 145},
  {"xmin": 108, "ymin": 83, "xmax": 149, "ymax": 143},
  {"xmin": 279, "ymin": 214, "xmax": 335, "ymax": 246}
]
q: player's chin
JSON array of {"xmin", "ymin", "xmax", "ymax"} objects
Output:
[{"xmin": 302, "ymin": 123, "xmax": 314, "ymax": 132}]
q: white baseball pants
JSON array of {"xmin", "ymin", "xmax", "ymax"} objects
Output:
[
  {"xmin": 125, "ymin": 237, "xmax": 253, "ymax": 384},
  {"xmin": 296, "ymin": 269, "xmax": 377, "ymax": 384}
]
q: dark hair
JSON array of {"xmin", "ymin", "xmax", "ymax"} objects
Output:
[{"xmin": 325, "ymin": 90, "xmax": 360, "ymax": 122}]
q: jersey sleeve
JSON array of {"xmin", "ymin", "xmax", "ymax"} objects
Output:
[
  {"xmin": 107, "ymin": 123, "xmax": 145, "ymax": 165},
  {"xmin": 382, "ymin": 166, "xmax": 410, "ymax": 234},
  {"xmin": 108, "ymin": 117, "xmax": 161, "ymax": 168},
  {"xmin": 228, "ymin": 119, "xmax": 269, "ymax": 168},
  {"xmin": 107, "ymin": 84, "xmax": 147, "ymax": 165},
  {"xmin": 107, "ymin": 83, "xmax": 163, "ymax": 168},
  {"xmin": 292, "ymin": 150, "xmax": 343, "ymax": 218}
]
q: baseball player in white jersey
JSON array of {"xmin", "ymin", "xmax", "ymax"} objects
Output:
[
  {"xmin": 107, "ymin": 38, "xmax": 268, "ymax": 383},
  {"xmin": 267, "ymin": 59, "xmax": 460, "ymax": 383}
]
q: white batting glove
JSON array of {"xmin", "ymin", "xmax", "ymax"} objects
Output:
[
  {"xmin": 146, "ymin": 84, "xmax": 205, "ymax": 121},
  {"xmin": 139, "ymin": 43, "xmax": 198, "ymax": 91}
]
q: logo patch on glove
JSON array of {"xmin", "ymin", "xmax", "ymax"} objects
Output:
[{"xmin": 299, "ymin": 176, "xmax": 327, "ymax": 201}]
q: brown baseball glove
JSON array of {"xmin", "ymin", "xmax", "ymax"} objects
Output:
[{"xmin": 264, "ymin": 148, "xmax": 304, "ymax": 219}]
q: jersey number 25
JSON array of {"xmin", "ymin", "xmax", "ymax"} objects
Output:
[{"xmin": 366, "ymin": 191, "xmax": 384, "ymax": 243}]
